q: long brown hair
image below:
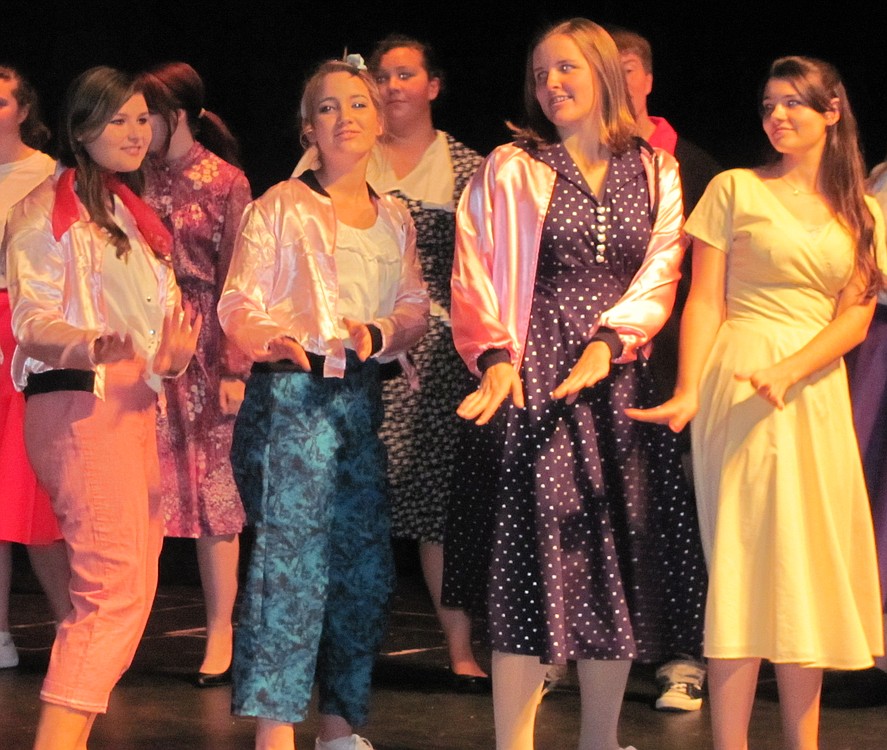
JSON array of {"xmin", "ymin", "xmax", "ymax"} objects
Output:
[
  {"xmin": 57, "ymin": 66, "xmax": 144, "ymax": 258},
  {"xmin": 139, "ymin": 62, "xmax": 242, "ymax": 167},
  {"xmin": 512, "ymin": 18, "xmax": 636, "ymax": 154},
  {"xmin": 764, "ymin": 56, "xmax": 880, "ymax": 298}
]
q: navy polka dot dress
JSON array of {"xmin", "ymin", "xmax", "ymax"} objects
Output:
[{"xmin": 443, "ymin": 143, "xmax": 706, "ymax": 664}]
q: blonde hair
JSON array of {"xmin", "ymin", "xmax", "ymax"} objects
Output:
[
  {"xmin": 513, "ymin": 18, "xmax": 636, "ymax": 153},
  {"xmin": 298, "ymin": 60, "xmax": 384, "ymax": 143}
]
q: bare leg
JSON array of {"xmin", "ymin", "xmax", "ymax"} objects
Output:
[
  {"xmin": 575, "ymin": 659, "xmax": 631, "ymax": 750},
  {"xmin": 0, "ymin": 542, "xmax": 16, "ymax": 668},
  {"xmin": 0, "ymin": 542, "xmax": 12, "ymax": 633},
  {"xmin": 74, "ymin": 714, "xmax": 97, "ymax": 750},
  {"xmin": 255, "ymin": 717, "xmax": 296, "ymax": 750},
  {"xmin": 419, "ymin": 541, "xmax": 486, "ymax": 677},
  {"xmin": 774, "ymin": 663, "xmax": 822, "ymax": 750},
  {"xmin": 32, "ymin": 703, "xmax": 94, "ymax": 750},
  {"xmin": 196, "ymin": 533, "xmax": 239, "ymax": 674},
  {"xmin": 708, "ymin": 657, "xmax": 760, "ymax": 750},
  {"xmin": 27, "ymin": 541, "xmax": 72, "ymax": 623},
  {"xmin": 491, "ymin": 650, "xmax": 549, "ymax": 750}
]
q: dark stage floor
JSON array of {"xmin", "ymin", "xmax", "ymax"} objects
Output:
[{"xmin": 3, "ymin": 545, "xmax": 887, "ymax": 750}]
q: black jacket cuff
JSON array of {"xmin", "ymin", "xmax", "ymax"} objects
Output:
[
  {"xmin": 591, "ymin": 328, "xmax": 623, "ymax": 359},
  {"xmin": 477, "ymin": 348, "xmax": 511, "ymax": 372}
]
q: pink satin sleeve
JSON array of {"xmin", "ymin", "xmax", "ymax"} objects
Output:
[
  {"xmin": 451, "ymin": 146, "xmax": 551, "ymax": 378},
  {"xmin": 217, "ymin": 199, "xmax": 293, "ymax": 360},
  {"xmin": 593, "ymin": 150, "xmax": 687, "ymax": 363}
]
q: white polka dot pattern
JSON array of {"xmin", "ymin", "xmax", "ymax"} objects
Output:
[{"xmin": 443, "ymin": 144, "xmax": 707, "ymax": 664}]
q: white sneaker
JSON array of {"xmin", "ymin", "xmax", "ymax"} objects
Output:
[
  {"xmin": 0, "ymin": 632, "xmax": 18, "ymax": 669},
  {"xmin": 655, "ymin": 658, "xmax": 705, "ymax": 711},
  {"xmin": 315, "ymin": 734, "xmax": 374, "ymax": 750}
]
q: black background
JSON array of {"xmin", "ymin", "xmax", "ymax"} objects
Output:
[{"xmin": 6, "ymin": 1, "xmax": 887, "ymax": 196}]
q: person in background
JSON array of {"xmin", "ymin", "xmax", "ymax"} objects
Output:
[
  {"xmin": 0, "ymin": 64, "xmax": 70, "ymax": 671},
  {"xmin": 6, "ymin": 66, "xmax": 200, "ymax": 750},
  {"xmin": 444, "ymin": 18, "xmax": 706, "ymax": 750},
  {"xmin": 609, "ymin": 26, "xmax": 721, "ymax": 713},
  {"xmin": 367, "ymin": 34, "xmax": 488, "ymax": 690},
  {"xmin": 845, "ymin": 156, "xmax": 887, "ymax": 674},
  {"xmin": 628, "ymin": 56, "xmax": 885, "ymax": 750},
  {"xmin": 140, "ymin": 61, "xmax": 252, "ymax": 687},
  {"xmin": 219, "ymin": 56, "xmax": 428, "ymax": 750}
]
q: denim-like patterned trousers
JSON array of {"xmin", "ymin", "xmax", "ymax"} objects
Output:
[{"xmin": 230, "ymin": 359, "xmax": 395, "ymax": 725}]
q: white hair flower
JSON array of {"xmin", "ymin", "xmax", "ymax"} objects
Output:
[{"xmin": 344, "ymin": 53, "xmax": 367, "ymax": 71}]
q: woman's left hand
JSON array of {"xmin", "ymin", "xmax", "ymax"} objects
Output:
[
  {"xmin": 154, "ymin": 301, "xmax": 203, "ymax": 377},
  {"xmin": 552, "ymin": 341, "xmax": 611, "ymax": 404},
  {"xmin": 343, "ymin": 317, "xmax": 373, "ymax": 361},
  {"xmin": 219, "ymin": 377, "xmax": 245, "ymax": 416},
  {"xmin": 734, "ymin": 363, "xmax": 794, "ymax": 410}
]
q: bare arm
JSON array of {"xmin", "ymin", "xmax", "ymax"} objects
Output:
[
  {"xmin": 625, "ymin": 239, "xmax": 726, "ymax": 431},
  {"xmin": 735, "ymin": 270, "xmax": 875, "ymax": 409}
]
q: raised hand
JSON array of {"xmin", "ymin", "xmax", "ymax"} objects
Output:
[{"xmin": 154, "ymin": 301, "xmax": 203, "ymax": 377}]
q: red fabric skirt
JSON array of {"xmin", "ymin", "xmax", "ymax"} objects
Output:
[{"xmin": 0, "ymin": 289, "xmax": 60, "ymax": 544}]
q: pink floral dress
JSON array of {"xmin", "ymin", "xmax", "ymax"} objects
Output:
[{"xmin": 144, "ymin": 143, "xmax": 252, "ymax": 537}]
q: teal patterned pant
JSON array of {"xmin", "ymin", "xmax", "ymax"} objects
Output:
[{"xmin": 230, "ymin": 358, "xmax": 394, "ymax": 725}]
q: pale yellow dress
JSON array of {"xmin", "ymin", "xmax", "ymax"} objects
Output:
[{"xmin": 686, "ymin": 168, "xmax": 884, "ymax": 668}]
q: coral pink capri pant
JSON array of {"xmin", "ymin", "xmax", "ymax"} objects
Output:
[{"xmin": 23, "ymin": 361, "xmax": 164, "ymax": 713}]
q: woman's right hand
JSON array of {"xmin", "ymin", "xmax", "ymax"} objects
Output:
[
  {"xmin": 457, "ymin": 362, "xmax": 525, "ymax": 426},
  {"xmin": 624, "ymin": 390, "xmax": 698, "ymax": 433},
  {"xmin": 254, "ymin": 336, "xmax": 311, "ymax": 371}
]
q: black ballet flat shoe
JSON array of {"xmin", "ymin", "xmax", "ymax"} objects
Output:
[
  {"xmin": 193, "ymin": 667, "xmax": 232, "ymax": 688},
  {"xmin": 449, "ymin": 672, "xmax": 492, "ymax": 694}
]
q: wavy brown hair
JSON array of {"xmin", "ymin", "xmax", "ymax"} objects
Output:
[
  {"xmin": 764, "ymin": 56, "xmax": 880, "ymax": 298},
  {"xmin": 139, "ymin": 62, "xmax": 242, "ymax": 167},
  {"xmin": 512, "ymin": 17, "xmax": 636, "ymax": 154},
  {"xmin": 57, "ymin": 66, "xmax": 144, "ymax": 258}
]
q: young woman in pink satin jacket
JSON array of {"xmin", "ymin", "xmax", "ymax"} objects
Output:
[{"xmin": 442, "ymin": 18, "xmax": 706, "ymax": 750}]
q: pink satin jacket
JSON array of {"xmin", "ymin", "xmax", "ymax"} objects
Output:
[
  {"xmin": 451, "ymin": 142, "xmax": 685, "ymax": 377},
  {"xmin": 6, "ymin": 174, "xmax": 180, "ymax": 397},
  {"xmin": 218, "ymin": 175, "xmax": 429, "ymax": 379}
]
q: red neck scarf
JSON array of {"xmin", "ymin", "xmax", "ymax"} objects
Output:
[{"xmin": 52, "ymin": 168, "xmax": 172, "ymax": 260}]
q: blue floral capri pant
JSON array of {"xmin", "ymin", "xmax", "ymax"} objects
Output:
[{"xmin": 230, "ymin": 357, "xmax": 395, "ymax": 725}]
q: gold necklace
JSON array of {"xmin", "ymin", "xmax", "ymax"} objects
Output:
[{"xmin": 779, "ymin": 175, "xmax": 818, "ymax": 196}]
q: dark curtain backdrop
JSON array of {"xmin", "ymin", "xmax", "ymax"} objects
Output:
[{"xmin": 6, "ymin": 1, "xmax": 886, "ymax": 196}]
